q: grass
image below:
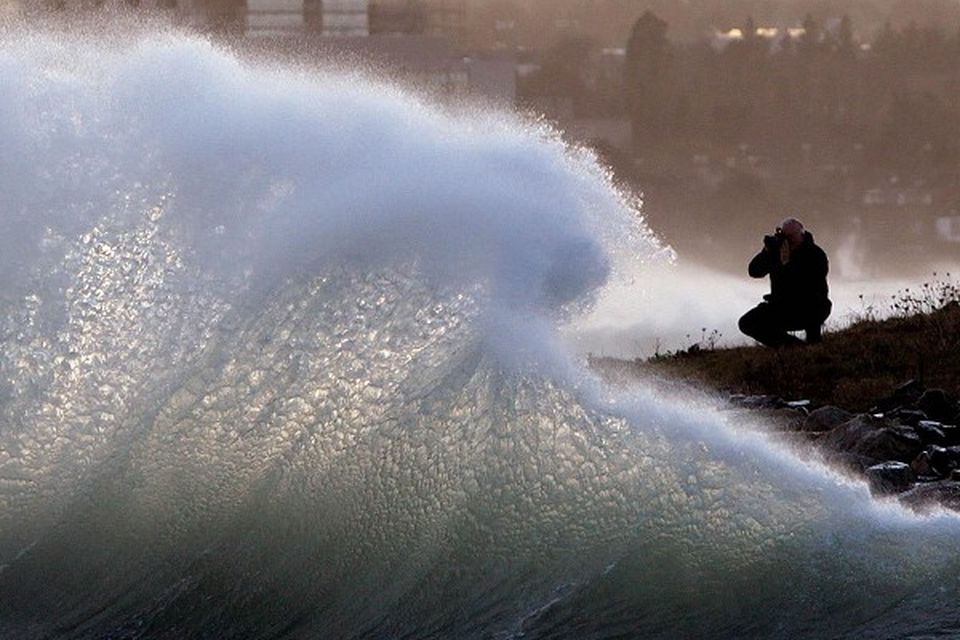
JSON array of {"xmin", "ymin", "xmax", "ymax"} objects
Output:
[{"xmin": 592, "ymin": 275, "xmax": 960, "ymax": 412}]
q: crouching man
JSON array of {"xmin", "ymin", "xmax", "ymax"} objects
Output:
[{"xmin": 739, "ymin": 217, "xmax": 831, "ymax": 347}]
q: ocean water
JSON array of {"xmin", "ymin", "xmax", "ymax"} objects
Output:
[{"xmin": 2, "ymin": 22, "xmax": 960, "ymax": 640}]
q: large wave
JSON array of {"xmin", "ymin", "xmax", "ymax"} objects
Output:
[{"xmin": 2, "ymin": 22, "xmax": 960, "ymax": 640}]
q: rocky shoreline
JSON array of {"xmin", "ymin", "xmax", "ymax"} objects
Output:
[{"xmin": 729, "ymin": 380, "xmax": 960, "ymax": 513}]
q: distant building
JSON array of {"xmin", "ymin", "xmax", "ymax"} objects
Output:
[
  {"xmin": 247, "ymin": 0, "xmax": 308, "ymax": 35},
  {"xmin": 13, "ymin": 0, "xmax": 508, "ymax": 105},
  {"xmin": 565, "ymin": 118, "xmax": 631, "ymax": 154},
  {"xmin": 521, "ymin": 95, "xmax": 574, "ymax": 123},
  {"xmin": 711, "ymin": 25, "xmax": 805, "ymax": 53},
  {"xmin": 423, "ymin": 0, "xmax": 463, "ymax": 40},
  {"xmin": 936, "ymin": 215, "xmax": 960, "ymax": 242},
  {"xmin": 303, "ymin": 35, "xmax": 515, "ymax": 106},
  {"xmin": 862, "ymin": 187, "xmax": 933, "ymax": 208},
  {"xmin": 245, "ymin": 0, "xmax": 368, "ymax": 36},
  {"xmin": 321, "ymin": 0, "xmax": 368, "ymax": 36},
  {"xmin": 17, "ymin": 0, "xmax": 184, "ymax": 9},
  {"xmin": 245, "ymin": 0, "xmax": 463, "ymax": 39}
]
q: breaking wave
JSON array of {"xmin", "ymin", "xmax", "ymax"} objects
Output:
[{"xmin": 2, "ymin": 23, "xmax": 960, "ymax": 639}]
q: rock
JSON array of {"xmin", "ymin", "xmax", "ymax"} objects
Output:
[
  {"xmin": 871, "ymin": 379, "xmax": 924, "ymax": 414},
  {"xmin": 929, "ymin": 446, "xmax": 960, "ymax": 476},
  {"xmin": 802, "ymin": 406, "xmax": 853, "ymax": 432},
  {"xmin": 895, "ymin": 379, "xmax": 924, "ymax": 400},
  {"xmin": 915, "ymin": 445, "xmax": 948, "ymax": 478},
  {"xmin": 870, "ymin": 398, "xmax": 900, "ymax": 415},
  {"xmin": 892, "ymin": 409, "xmax": 928, "ymax": 427},
  {"xmin": 915, "ymin": 420, "xmax": 947, "ymax": 445},
  {"xmin": 820, "ymin": 414, "xmax": 923, "ymax": 464},
  {"xmin": 911, "ymin": 450, "xmax": 938, "ymax": 479},
  {"xmin": 824, "ymin": 450, "xmax": 884, "ymax": 474},
  {"xmin": 779, "ymin": 400, "xmax": 811, "ymax": 417},
  {"xmin": 944, "ymin": 424, "xmax": 960, "ymax": 446},
  {"xmin": 899, "ymin": 480, "xmax": 960, "ymax": 513},
  {"xmin": 729, "ymin": 394, "xmax": 783, "ymax": 409},
  {"xmin": 865, "ymin": 461, "xmax": 915, "ymax": 495},
  {"xmin": 918, "ymin": 389, "xmax": 956, "ymax": 423}
]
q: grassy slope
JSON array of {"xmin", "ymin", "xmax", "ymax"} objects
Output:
[{"xmin": 594, "ymin": 302, "xmax": 960, "ymax": 413}]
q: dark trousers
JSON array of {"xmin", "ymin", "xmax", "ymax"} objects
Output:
[{"xmin": 738, "ymin": 302, "xmax": 828, "ymax": 348}]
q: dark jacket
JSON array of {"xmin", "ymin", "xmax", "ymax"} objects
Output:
[{"xmin": 748, "ymin": 231, "xmax": 831, "ymax": 319}]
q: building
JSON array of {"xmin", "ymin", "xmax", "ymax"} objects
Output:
[
  {"xmin": 936, "ymin": 215, "xmax": 960, "ymax": 243},
  {"xmin": 422, "ymin": 0, "xmax": 463, "ymax": 40},
  {"xmin": 310, "ymin": 35, "xmax": 514, "ymax": 106},
  {"xmin": 14, "ymin": 0, "xmax": 511, "ymax": 106},
  {"xmin": 320, "ymin": 0, "xmax": 368, "ymax": 36},
  {"xmin": 245, "ymin": 0, "xmax": 463, "ymax": 40},
  {"xmin": 247, "ymin": 0, "xmax": 306, "ymax": 35}
]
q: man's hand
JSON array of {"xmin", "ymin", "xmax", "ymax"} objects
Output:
[{"xmin": 763, "ymin": 233, "xmax": 782, "ymax": 252}]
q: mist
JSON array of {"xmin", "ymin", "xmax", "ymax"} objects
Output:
[
  {"xmin": 566, "ymin": 257, "xmax": 955, "ymax": 358},
  {"xmin": 2, "ymin": 3, "xmax": 960, "ymax": 638}
]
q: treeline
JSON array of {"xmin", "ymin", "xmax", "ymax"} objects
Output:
[
  {"xmin": 523, "ymin": 12, "xmax": 960, "ymax": 172},
  {"xmin": 467, "ymin": 0, "xmax": 960, "ymax": 49}
]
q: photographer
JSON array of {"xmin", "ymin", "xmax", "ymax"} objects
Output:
[{"xmin": 738, "ymin": 218, "xmax": 831, "ymax": 347}]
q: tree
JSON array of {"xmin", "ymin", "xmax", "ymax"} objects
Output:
[
  {"xmin": 624, "ymin": 11, "xmax": 672, "ymax": 152},
  {"xmin": 835, "ymin": 15, "xmax": 856, "ymax": 60},
  {"xmin": 873, "ymin": 21, "xmax": 899, "ymax": 57},
  {"xmin": 527, "ymin": 36, "xmax": 596, "ymax": 101},
  {"xmin": 799, "ymin": 13, "xmax": 821, "ymax": 58},
  {"xmin": 742, "ymin": 16, "xmax": 757, "ymax": 44}
]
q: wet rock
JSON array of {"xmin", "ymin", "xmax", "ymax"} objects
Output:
[
  {"xmin": 729, "ymin": 394, "xmax": 783, "ymax": 409},
  {"xmin": 899, "ymin": 480, "xmax": 960, "ymax": 513},
  {"xmin": 911, "ymin": 449, "xmax": 938, "ymax": 479},
  {"xmin": 929, "ymin": 446, "xmax": 960, "ymax": 476},
  {"xmin": 892, "ymin": 409, "xmax": 928, "ymax": 427},
  {"xmin": 865, "ymin": 461, "xmax": 915, "ymax": 495},
  {"xmin": 871, "ymin": 379, "xmax": 923, "ymax": 414},
  {"xmin": 915, "ymin": 420, "xmax": 947, "ymax": 446},
  {"xmin": 802, "ymin": 406, "xmax": 853, "ymax": 432},
  {"xmin": 944, "ymin": 424, "xmax": 960, "ymax": 446},
  {"xmin": 895, "ymin": 379, "xmax": 924, "ymax": 400},
  {"xmin": 918, "ymin": 389, "xmax": 956, "ymax": 423},
  {"xmin": 825, "ymin": 451, "xmax": 884, "ymax": 474},
  {"xmin": 820, "ymin": 414, "xmax": 923, "ymax": 464}
]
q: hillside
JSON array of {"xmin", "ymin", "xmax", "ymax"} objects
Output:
[{"xmin": 592, "ymin": 290, "xmax": 960, "ymax": 413}]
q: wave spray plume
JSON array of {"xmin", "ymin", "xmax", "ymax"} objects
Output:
[{"xmin": 1, "ymin": 24, "xmax": 960, "ymax": 640}]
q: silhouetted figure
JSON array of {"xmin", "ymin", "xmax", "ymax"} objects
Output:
[{"xmin": 739, "ymin": 218, "xmax": 831, "ymax": 347}]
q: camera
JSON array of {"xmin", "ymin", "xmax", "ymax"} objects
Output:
[{"xmin": 763, "ymin": 230, "xmax": 784, "ymax": 251}]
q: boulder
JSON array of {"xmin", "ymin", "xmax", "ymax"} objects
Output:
[
  {"xmin": 915, "ymin": 420, "xmax": 947, "ymax": 446},
  {"xmin": 824, "ymin": 450, "xmax": 885, "ymax": 474},
  {"xmin": 802, "ymin": 406, "xmax": 853, "ymax": 432},
  {"xmin": 865, "ymin": 461, "xmax": 915, "ymax": 495},
  {"xmin": 729, "ymin": 394, "xmax": 783, "ymax": 409},
  {"xmin": 896, "ymin": 379, "xmax": 924, "ymax": 396},
  {"xmin": 871, "ymin": 379, "xmax": 924, "ymax": 414},
  {"xmin": 918, "ymin": 389, "xmax": 957, "ymax": 423},
  {"xmin": 820, "ymin": 414, "xmax": 923, "ymax": 464},
  {"xmin": 892, "ymin": 409, "xmax": 928, "ymax": 427},
  {"xmin": 929, "ymin": 446, "xmax": 960, "ymax": 476},
  {"xmin": 911, "ymin": 450, "xmax": 938, "ymax": 479},
  {"xmin": 944, "ymin": 424, "xmax": 960, "ymax": 446},
  {"xmin": 899, "ymin": 480, "xmax": 960, "ymax": 513}
]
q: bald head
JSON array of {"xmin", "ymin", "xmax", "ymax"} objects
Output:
[{"xmin": 779, "ymin": 217, "xmax": 805, "ymax": 249}]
